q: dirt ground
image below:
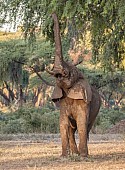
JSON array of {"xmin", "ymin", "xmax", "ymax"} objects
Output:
[{"xmin": 0, "ymin": 134, "xmax": 125, "ymax": 170}]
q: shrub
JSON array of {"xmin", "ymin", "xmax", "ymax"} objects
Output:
[
  {"xmin": 95, "ymin": 107, "xmax": 125, "ymax": 133},
  {"xmin": 0, "ymin": 118, "xmax": 32, "ymax": 134},
  {"xmin": 1, "ymin": 105, "xmax": 125, "ymax": 134},
  {"xmin": 0, "ymin": 106, "xmax": 60, "ymax": 134},
  {"xmin": 41, "ymin": 111, "xmax": 59, "ymax": 133}
]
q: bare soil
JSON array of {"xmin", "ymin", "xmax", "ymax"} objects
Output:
[
  {"xmin": 0, "ymin": 134, "xmax": 125, "ymax": 170},
  {"xmin": 107, "ymin": 119, "xmax": 125, "ymax": 134}
]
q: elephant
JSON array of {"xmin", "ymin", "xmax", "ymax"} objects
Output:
[{"xmin": 47, "ymin": 13, "xmax": 101, "ymax": 157}]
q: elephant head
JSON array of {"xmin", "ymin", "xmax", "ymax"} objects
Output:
[{"xmin": 47, "ymin": 13, "xmax": 92, "ymax": 103}]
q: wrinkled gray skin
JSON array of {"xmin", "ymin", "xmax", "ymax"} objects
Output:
[{"xmin": 47, "ymin": 13, "xmax": 101, "ymax": 157}]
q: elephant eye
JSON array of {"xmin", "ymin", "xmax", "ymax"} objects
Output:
[
  {"xmin": 55, "ymin": 73, "xmax": 62, "ymax": 78},
  {"xmin": 63, "ymin": 69, "xmax": 69, "ymax": 77}
]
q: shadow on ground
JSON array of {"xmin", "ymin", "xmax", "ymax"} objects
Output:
[{"xmin": 1, "ymin": 149, "xmax": 125, "ymax": 169}]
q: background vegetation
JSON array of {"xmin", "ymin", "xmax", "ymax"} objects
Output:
[{"xmin": 0, "ymin": 0, "xmax": 125, "ymax": 134}]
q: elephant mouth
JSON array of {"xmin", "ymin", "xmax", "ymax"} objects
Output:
[
  {"xmin": 54, "ymin": 69, "xmax": 69, "ymax": 79},
  {"xmin": 55, "ymin": 73, "xmax": 62, "ymax": 78},
  {"xmin": 54, "ymin": 72, "xmax": 65, "ymax": 81}
]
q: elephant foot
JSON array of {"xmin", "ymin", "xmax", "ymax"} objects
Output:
[
  {"xmin": 61, "ymin": 151, "xmax": 80, "ymax": 158},
  {"xmin": 79, "ymin": 147, "xmax": 88, "ymax": 157},
  {"xmin": 60, "ymin": 150, "xmax": 70, "ymax": 158},
  {"xmin": 70, "ymin": 150, "xmax": 79, "ymax": 156},
  {"xmin": 80, "ymin": 153, "xmax": 88, "ymax": 158},
  {"xmin": 60, "ymin": 153, "xmax": 68, "ymax": 158}
]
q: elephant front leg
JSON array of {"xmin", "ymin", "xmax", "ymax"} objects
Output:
[
  {"xmin": 76, "ymin": 105, "xmax": 89, "ymax": 157},
  {"xmin": 78, "ymin": 128, "xmax": 88, "ymax": 157},
  {"xmin": 60, "ymin": 116, "xmax": 70, "ymax": 157},
  {"xmin": 69, "ymin": 126, "xmax": 79, "ymax": 155}
]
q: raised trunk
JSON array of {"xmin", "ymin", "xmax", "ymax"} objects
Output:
[{"xmin": 52, "ymin": 13, "xmax": 63, "ymax": 69}]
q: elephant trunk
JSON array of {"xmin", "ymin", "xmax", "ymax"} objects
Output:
[{"xmin": 52, "ymin": 13, "xmax": 63, "ymax": 72}]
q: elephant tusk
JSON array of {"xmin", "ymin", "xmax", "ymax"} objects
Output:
[
  {"xmin": 46, "ymin": 67, "xmax": 55, "ymax": 75},
  {"xmin": 84, "ymin": 89, "xmax": 88, "ymax": 103}
]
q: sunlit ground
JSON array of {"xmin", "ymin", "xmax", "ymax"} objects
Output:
[{"xmin": 0, "ymin": 135, "xmax": 125, "ymax": 170}]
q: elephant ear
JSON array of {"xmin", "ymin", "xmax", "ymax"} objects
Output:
[
  {"xmin": 67, "ymin": 79, "xmax": 92, "ymax": 103},
  {"xmin": 51, "ymin": 85, "xmax": 63, "ymax": 102}
]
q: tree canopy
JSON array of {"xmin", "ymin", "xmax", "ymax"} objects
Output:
[
  {"xmin": 0, "ymin": 0, "xmax": 125, "ymax": 109},
  {"xmin": 0, "ymin": 0, "xmax": 125, "ymax": 71}
]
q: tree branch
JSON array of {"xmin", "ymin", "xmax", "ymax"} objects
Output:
[
  {"xmin": 30, "ymin": 66, "xmax": 54, "ymax": 86},
  {"xmin": 13, "ymin": 59, "xmax": 54, "ymax": 86}
]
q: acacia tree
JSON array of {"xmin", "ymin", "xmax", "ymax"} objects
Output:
[
  {"xmin": 0, "ymin": 0, "xmax": 125, "ymax": 71},
  {"xmin": 0, "ymin": 40, "xmax": 28, "ymax": 106},
  {"xmin": 0, "ymin": 0, "xmax": 125, "ymax": 109},
  {"xmin": 0, "ymin": 39, "xmax": 54, "ymax": 107}
]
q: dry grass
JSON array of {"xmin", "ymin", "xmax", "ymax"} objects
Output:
[{"xmin": 0, "ymin": 136, "xmax": 125, "ymax": 170}]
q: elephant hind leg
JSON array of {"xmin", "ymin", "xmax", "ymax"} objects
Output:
[
  {"xmin": 87, "ymin": 123, "xmax": 92, "ymax": 140},
  {"xmin": 87, "ymin": 120, "xmax": 96, "ymax": 140}
]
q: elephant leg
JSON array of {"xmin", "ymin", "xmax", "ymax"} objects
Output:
[
  {"xmin": 87, "ymin": 122, "xmax": 94, "ymax": 139},
  {"xmin": 60, "ymin": 115, "xmax": 69, "ymax": 157},
  {"xmin": 69, "ymin": 126, "xmax": 79, "ymax": 155},
  {"xmin": 76, "ymin": 104, "xmax": 89, "ymax": 157}
]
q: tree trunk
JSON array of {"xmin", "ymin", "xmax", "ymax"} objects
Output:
[
  {"xmin": 4, "ymin": 81, "xmax": 15, "ymax": 101},
  {"xmin": 0, "ymin": 89, "xmax": 10, "ymax": 105},
  {"xmin": 18, "ymin": 85, "xmax": 23, "ymax": 107},
  {"xmin": 32, "ymin": 86, "xmax": 42, "ymax": 106}
]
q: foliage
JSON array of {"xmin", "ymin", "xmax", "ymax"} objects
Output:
[
  {"xmin": 0, "ymin": 40, "xmax": 28, "ymax": 83},
  {"xmin": 40, "ymin": 112, "xmax": 59, "ymax": 133},
  {"xmin": 95, "ymin": 107, "xmax": 125, "ymax": 133},
  {"xmin": 0, "ymin": 105, "xmax": 59, "ymax": 134},
  {"xmin": 0, "ymin": 38, "xmax": 54, "ymax": 82},
  {"xmin": 28, "ymin": 39, "xmax": 55, "ymax": 66},
  {"xmin": 1, "ymin": 0, "xmax": 125, "ymax": 71},
  {"xmin": 1, "ymin": 118, "xmax": 29, "ymax": 134},
  {"xmin": 79, "ymin": 65, "xmax": 125, "ymax": 108},
  {"xmin": 0, "ymin": 1, "xmax": 125, "ymax": 134},
  {"xmin": 1, "ymin": 104, "xmax": 125, "ymax": 134},
  {"xmin": 29, "ymin": 72, "xmax": 55, "ymax": 89},
  {"xmin": 0, "ymin": 38, "xmax": 56, "ymax": 106}
]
